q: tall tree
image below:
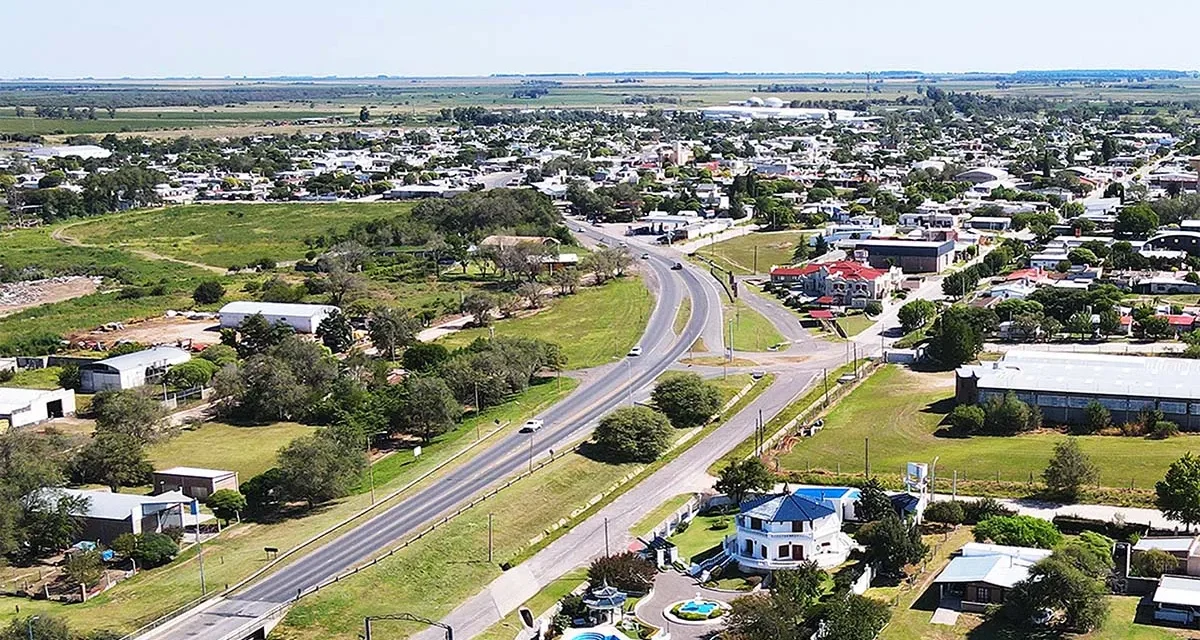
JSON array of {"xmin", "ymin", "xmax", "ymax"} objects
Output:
[
  {"xmin": 277, "ymin": 434, "xmax": 365, "ymax": 508},
  {"xmin": 1043, "ymin": 438, "xmax": 1099, "ymax": 500},
  {"xmin": 651, "ymin": 373, "xmax": 723, "ymax": 429},
  {"xmin": 316, "ymin": 309, "xmax": 354, "ymax": 353},
  {"xmin": 90, "ymin": 389, "xmax": 166, "ymax": 442},
  {"xmin": 715, "ymin": 458, "xmax": 775, "ymax": 506},
  {"xmin": 71, "ymin": 433, "xmax": 153, "ymax": 492},
  {"xmin": 393, "ymin": 376, "xmax": 462, "ymax": 443},
  {"xmin": 1157, "ymin": 453, "xmax": 1200, "ymax": 532},
  {"xmin": 368, "ymin": 307, "xmax": 417, "ymax": 361}
]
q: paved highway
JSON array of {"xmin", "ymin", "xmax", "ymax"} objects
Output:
[{"xmin": 139, "ymin": 229, "xmax": 726, "ymax": 640}]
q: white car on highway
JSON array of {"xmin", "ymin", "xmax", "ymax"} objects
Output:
[
  {"xmin": 628, "ymin": 346, "xmax": 643, "ymax": 357},
  {"xmin": 520, "ymin": 419, "xmax": 544, "ymax": 433}
]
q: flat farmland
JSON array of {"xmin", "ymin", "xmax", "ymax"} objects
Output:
[{"xmin": 64, "ymin": 202, "xmax": 416, "ymax": 269}]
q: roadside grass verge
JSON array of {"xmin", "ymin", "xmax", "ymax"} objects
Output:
[
  {"xmin": 726, "ymin": 299, "xmax": 785, "ymax": 352},
  {"xmin": 631, "ymin": 493, "xmax": 693, "ymax": 537},
  {"xmin": 674, "ymin": 295, "xmax": 692, "ymax": 335},
  {"xmin": 64, "ymin": 202, "xmax": 418, "ymax": 269},
  {"xmin": 776, "ymin": 365, "xmax": 1197, "ymax": 494},
  {"xmin": 473, "ymin": 568, "xmax": 588, "ymax": 640},
  {"xmin": 439, "ymin": 277, "xmax": 654, "ymax": 369},
  {"xmin": 0, "ymin": 379, "xmax": 577, "ymax": 634}
]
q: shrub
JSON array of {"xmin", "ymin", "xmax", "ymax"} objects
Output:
[
  {"xmin": 962, "ymin": 497, "xmax": 1016, "ymax": 525},
  {"xmin": 192, "ymin": 280, "xmax": 226, "ymax": 305},
  {"xmin": 863, "ymin": 301, "xmax": 883, "ymax": 316},
  {"xmin": 1151, "ymin": 420, "xmax": 1180, "ymax": 440},
  {"xmin": 589, "ymin": 552, "xmax": 656, "ymax": 594},
  {"xmin": 948, "ymin": 404, "xmax": 985, "ymax": 433},
  {"xmin": 975, "ymin": 515, "xmax": 1063, "ymax": 549},
  {"xmin": 591, "ymin": 406, "xmax": 673, "ymax": 463},
  {"xmin": 1132, "ymin": 548, "xmax": 1179, "ymax": 577},
  {"xmin": 924, "ymin": 500, "xmax": 965, "ymax": 525}
]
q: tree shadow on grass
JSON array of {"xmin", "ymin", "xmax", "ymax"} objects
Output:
[
  {"xmin": 576, "ymin": 441, "xmax": 648, "ymax": 465},
  {"xmin": 909, "ymin": 584, "xmax": 942, "ymax": 612},
  {"xmin": 246, "ymin": 501, "xmax": 336, "ymax": 525}
]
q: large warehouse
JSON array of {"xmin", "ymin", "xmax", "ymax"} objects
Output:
[
  {"xmin": 849, "ymin": 238, "xmax": 956, "ymax": 273},
  {"xmin": 80, "ymin": 346, "xmax": 192, "ymax": 394},
  {"xmin": 218, "ymin": 301, "xmax": 339, "ymax": 334},
  {"xmin": 956, "ymin": 351, "xmax": 1200, "ymax": 429}
]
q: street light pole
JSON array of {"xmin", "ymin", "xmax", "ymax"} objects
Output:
[{"xmin": 27, "ymin": 616, "xmax": 39, "ymax": 640}]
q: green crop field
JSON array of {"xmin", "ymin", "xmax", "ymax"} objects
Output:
[
  {"xmin": 777, "ymin": 366, "xmax": 1198, "ymax": 491},
  {"xmin": 64, "ymin": 202, "xmax": 416, "ymax": 269},
  {"xmin": 697, "ymin": 230, "xmax": 811, "ymax": 275},
  {"xmin": 439, "ymin": 276, "xmax": 654, "ymax": 369}
]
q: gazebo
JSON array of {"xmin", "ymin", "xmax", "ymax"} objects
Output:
[{"xmin": 582, "ymin": 580, "xmax": 628, "ymax": 624}]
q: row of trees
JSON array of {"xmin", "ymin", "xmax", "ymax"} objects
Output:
[{"xmin": 589, "ymin": 373, "xmax": 723, "ymax": 463}]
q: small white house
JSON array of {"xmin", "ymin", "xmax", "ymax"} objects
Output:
[
  {"xmin": 218, "ymin": 301, "xmax": 339, "ymax": 334},
  {"xmin": 79, "ymin": 346, "xmax": 192, "ymax": 394},
  {"xmin": 0, "ymin": 387, "xmax": 76, "ymax": 428},
  {"xmin": 728, "ymin": 490, "xmax": 857, "ymax": 571}
]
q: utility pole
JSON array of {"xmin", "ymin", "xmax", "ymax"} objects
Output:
[
  {"xmin": 474, "ymin": 382, "xmax": 481, "ymax": 440},
  {"xmin": 864, "ymin": 437, "xmax": 870, "ymax": 478},
  {"xmin": 528, "ymin": 434, "xmax": 534, "ymax": 473},
  {"xmin": 753, "ymin": 245, "xmax": 758, "ymax": 274},
  {"xmin": 823, "ymin": 368, "xmax": 830, "ymax": 406},
  {"xmin": 488, "ymin": 513, "xmax": 494, "ymax": 563},
  {"xmin": 604, "ymin": 517, "xmax": 610, "ymax": 557},
  {"xmin": 366, "ymin": 434, "xmax": 377, "ymax": 505}
]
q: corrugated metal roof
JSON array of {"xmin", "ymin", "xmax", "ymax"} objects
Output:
[
  {"xmin": 219, "ymin": 301, "xmax": 338, "ymax": 317},
  {"xmin": 958, "ymin": 351, "xmax": 1200, "ymax": 401}
]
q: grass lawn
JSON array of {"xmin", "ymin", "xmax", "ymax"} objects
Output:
[
  {"xmin": 632, "ymin": 493, "xmax": 693, "ymax": 537},
  {"xmin": 147, "ymin": 422, "xmax": 316, "ymax": 481},
  {"xmin": 64, "ymin": 202, "xmax": 417, "ymax": 269},
  {"xmin": 727, "ymin": 299, "xmax": 786, "ymax": 352},
  {"xmin": 668, "ymin": 513, "xmax": 734, "ymax": 563},
  {"xmin": 439, "ymin": 277, "xmax": 654, "ymax": 369},
  {"xmin": 0, "ymin": 379, "xmax": 577, "ymax": 634},
  {"xmin": 4, "ymin": 366, "xmax": 64, "ymax": 389},
  {"xmin": 777, "ymin": 366, "xmax": 1199, "ymax": 492},
  {"xmin": 474, "ymin": 568, "xmax": 588, "ymax": 640},
  {"xmin": 697, "ymin": 230, "xmax": 810, "ymax": 275},
  {"xmin": 836, "ymin": 312, "xmax": 877, "ymax": 338}
]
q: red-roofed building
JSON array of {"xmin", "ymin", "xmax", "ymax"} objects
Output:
[{"xmin": 769, "ymin": 260, "xmax": 901, "ymax": 309}]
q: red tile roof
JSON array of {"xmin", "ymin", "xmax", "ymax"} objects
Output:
[
  {"xmin": 810, "ymin": 310, "xmax": 835, "ymax": 319},
  {"xmin": 1005, "ymin": 268, "xmax": 1045, "ymax": 282},
  {"xmin": 1164, "ymin": 314, "xmax": 1195, "ymax": 326},
  {"xmin": 815, "ymin": 296, "xmax": 837, "ymax": 305},
  {"xmin": 769, "ymin": 260, "xmax": 888, "ymax": 281}
]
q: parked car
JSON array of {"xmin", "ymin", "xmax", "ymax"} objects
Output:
[
  {"xmin": 671, "ymin": 262, "xmax": 683, "ymax": 270},
  {"xmin": 520, "ymin": 419, "xmax": 544, "ymax": 433},
  {"xmin": 628, "ymin": 346, "xmax": 643, "ymax": 357}
]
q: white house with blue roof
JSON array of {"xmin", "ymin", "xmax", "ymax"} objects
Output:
[{"xmin": 728, "ymin": 489, "xmax": 858, "ymax": 571}]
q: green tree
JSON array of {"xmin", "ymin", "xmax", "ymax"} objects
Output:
[
  {"xmin": 856, "ymin": 477, "xmax": 894, "ymax": 523},
  {"xmin": 1043, "ymin": 438, "xmax": 1099, "ymax": 500},
  {"xmin": 462, "ymin": 292, "xmax": 496, "ymax": 327},
  {"xmin": 818, "ymin": 594, "xmax": 892, "ymax": 640},
  {"xmin": 225, "ymin": 313, "xmax": 294, "ymax": 358},
  {"xmin": 1001, "ymin": 553, "xmax": 1109, "ymax": 632},
  {"xmin": 715, "ymin": 458, "xmax": 775, "ymax": 506},
  {"xmin": 1079, "ymin": 401, "xmax": 1110, "ymax": 435},
  {"xmin": 651, "ymin": 373, "xmax": 722, "ymax": 429},
  {"xmin": 857, "ymin": 513, "xmax": 927, "ymax": 576},
  {"xmin": 1066, "ymin": 312, "xmax": 1093, "ymax": 339},
  {"xmin": 0, "ymin": 616, "xmax": 73, "ymax": 640},
  {"xmin": 198, "ymin": 343, "xmax": 238, "ymax": 367},
  {"xmin": 167, "ymin": 359, "xmax": 220, "ymax": 389},
  {"xmin": 368, "ymin": 307, "xmax": 417, "ymax": 360},
  {"xmin": 63, "ymin": 549, "xmax": 105, "ymax": 587},
  {"xmin": 241, "ymin": 468, "xmax": 285, "ymax": 516},
  {"xmin": 206, "ymin": 489, "xmax": 246, "ymax": 525},
  {"xmin": 897, "ymin": 299, "xmax": 936, "ymax": 333},
  {"xmin": 1115, "ymin": 203, "xmax": 1159, "ymax": 238},
  {"xmin": 1156, "ymin": 453, "xmax": 1200, "ymax": 531},
  {"xmin": 923, "ymin": 500, "xmax": 965, "ymax": 525},
  {"xmin": 90, "ymin": 388, "xmax": 166, "ymax": 442},
  {"xmin": 393, "ymin": 376, "xmax": 462, "ymax": 443},
  {"xmin": 925, "ymin": 307, "xmax": 983, "ymax": 367},
  {"xmin": 277, "ymin": 434, "xmax": 365, "ymax": 508},
  {"xmin": 21, "ymin": 491, "xmax": 89, "ymax": 558},
  {"xmin": 591, "ymin": 406, "xmax": 673, "ymax": 463},
  {"xmin": 587, "ymin": 551, "xmax": 656, "ymax": 593},
  {"xmin": 1097, "ymin": 309, "xmax": 1122, "ymax": 338},
  {"xmin": 192, "ymin": 280, "xmax": 226, "ymax": 305},
  {"xmin": 315, "ymin": 309, "xmax": 354, "ymax": 353},
  {"xmin": 974, "ymin": 515, "xmax": 1063, "ymax": 548},
  {"xmin": 1138, "ymin": 315, "xmax": 1171, "ymax": 341},
  {"xmin": 402, "ymin": 342, "xmax": 449, "ymax": 373},
  {"xmin": 71, "ymin": 433, "xmax": 153, "ymax": 492},
  {"xmin": 982, "ymin": 392, "xmax": 1040, "ymax": 435}
]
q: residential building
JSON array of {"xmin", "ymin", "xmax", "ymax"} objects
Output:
[
  {"xmin": 218, "ymin": 301, "xmax": 340, "ymax": 334},
  {"xmin": 79, "ymin": 346, "xmax": 192, "ymax": 394},
  {"xmin": 933, "ymin": 543, "xmax": 1051, "ymax": 612},
  {"xmin": 0, "ymin": 387, "xmax": 75, "ymax": 429},
  {"xmin": 1152, "ymin": 575, "xmax": 1200, "ymax": 625},
  {"xmin": 768, "ymin": 260, "xmax": 901, "ymax": 308},
  {"xmin": 726, "ymin": 489, "xmax": 858, "ymax": 571},
  {"xmin": 153, "ymin": 467, "xmax": 239, "ymax": 501},
  {"xmin": 1135, "ymin": 537, "xmax": 1200, "ymax": 576}
]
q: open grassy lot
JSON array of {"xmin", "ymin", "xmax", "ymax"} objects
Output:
[
  {"xmin": 666, "ymin": 513, "xmax": 733, "ymax": 563},
  {"xmin": 3, "ymin": 366, "xmax": 64, "ymax": 389},
  {"xmin": 147, "ymin": 422, "xmax": 316, "ymax": 481},
  {"xmin": 0, "ymin": 107, "xmax": 350, "ymax": 136},
  {"xmin": 836, "ymin": 312, "xmax": 876, "ymax": 338},
  {"xmin": 439, "ymin": 276, "xmax": 654, "ymax": 369},
  {"xmin": 64, "ymin": 202, "xmax": 417, "ymax": 269},
  {"xmin": 777, "ymin": 366, "xmax": 1198, "ymax": 491},
  {"xmin": 0, "ymin": 379, "xmax": 576, "ymax": 634},
  {"xmin": 697, "ymin": 230, "xmax": 811, "ymax": 275},
  {"xmin": 727, "ymin": 299, "xmax": 786, "ymax": 352}
]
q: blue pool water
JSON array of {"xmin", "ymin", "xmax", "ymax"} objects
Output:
[
  {"xmin": 680, "ymin": 600, "xmax": 718, "ymax": 615},
  {"xmin": 571, "ymin": 634, "xmax": 618, "ymax": 640}
]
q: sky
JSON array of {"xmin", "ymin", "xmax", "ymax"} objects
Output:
[{"xmin": 3, "ymin": 0, "xmax": 1198, "ymax": 79}]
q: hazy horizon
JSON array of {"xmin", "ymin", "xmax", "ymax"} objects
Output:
[{"xmin": 4, "ymin": 0, "xmax": 1198, "ymax": 79}]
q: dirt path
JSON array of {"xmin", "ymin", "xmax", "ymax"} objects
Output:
[{"xmin": 51, "ymin": 222, "xmax": 227, "ymax": 274}]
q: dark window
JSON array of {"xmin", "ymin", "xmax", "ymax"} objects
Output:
[
  {"xmin": 791, "ymin": 520, "xmax": 804, "ymax": 533},
  {"xmin": 778, "ymin": 545, "xmax": 790, "ymax": 559}
]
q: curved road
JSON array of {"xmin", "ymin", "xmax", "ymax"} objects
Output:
[{"xmin": 140, "ymin": 229, "xmax": 726, "ymax": 640}]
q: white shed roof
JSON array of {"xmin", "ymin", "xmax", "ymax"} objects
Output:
[
  {"xmin": 1154, "ymin": 575, "xmax": 1200, "ymax": 607},
  {"xmin": 219, "ymin": 301, "xmax": 338, "ymax": 318},
  {"xmin": 156, "ymin": 466, "xmax": 237, "ymax": 480},
  {"xmin": 86, "ymin": 346, "xmax": 191, "ymax": 373}
]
